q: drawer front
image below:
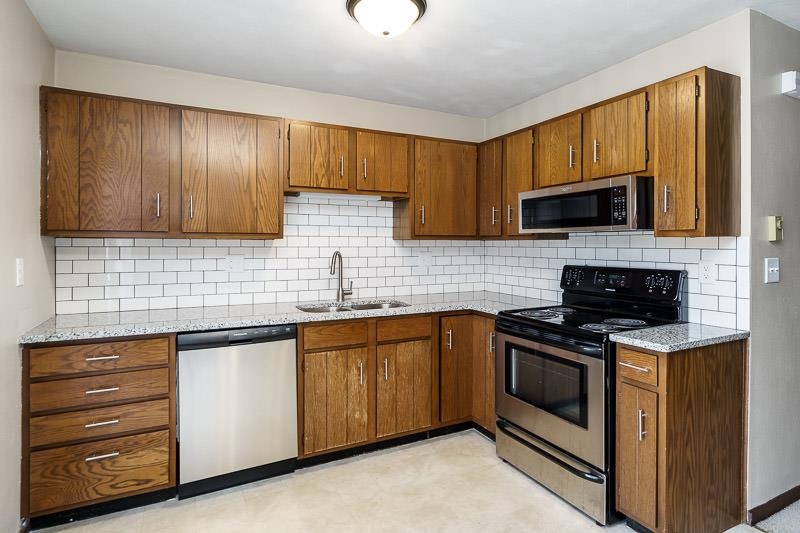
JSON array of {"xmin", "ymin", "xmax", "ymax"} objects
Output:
[
  {"xmin": 303, "ymin": 321, "xmax": 368, "ymax": 351},
  {"xmin": 29, "ymin": 338, "xmax": 170, "ymax": 378},
  {"xmin": 377, "ymin": 316, "xmax": 431, "ymax": 342},
  {"xmin": 30, "ymin": 399, "xmax": 170, "ymax": 448},
  {"xmin": 30, "ymin": 368, "xmax": 169, "ymax": 413},
  {"xmin": 30, "ymin": 430, "xmax": 170, "ymax": 514},
  {"xmin": 618, "ymin": 348, "xmax": 659, "ymax": 387}
]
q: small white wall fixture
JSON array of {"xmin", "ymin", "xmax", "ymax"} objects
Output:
[{"xmin": 781, "ymin": 71, "xmax": 800, "ymax": 99}]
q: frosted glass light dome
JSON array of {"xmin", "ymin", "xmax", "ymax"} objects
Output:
[{"xmin": 347, "ymin": 0, "xmax": 427, "ymax": 38}]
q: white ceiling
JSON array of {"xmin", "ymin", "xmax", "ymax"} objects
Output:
[{"xmin": 24, "ymin": 0, "xmax": 800, "ymax": 118}]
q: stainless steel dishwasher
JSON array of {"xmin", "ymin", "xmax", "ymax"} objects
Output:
[{"xmin": 177, "ymin": 325, "xmax": 297, "ymax": 498}]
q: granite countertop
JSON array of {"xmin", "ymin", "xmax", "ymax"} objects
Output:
[
  {"xmin": 609, "ymin": 323, "xmax": 750, "ymax": 353},
  {"xmin": 19, "ymin": 291, "xmax": 556, "ymax": 344}
]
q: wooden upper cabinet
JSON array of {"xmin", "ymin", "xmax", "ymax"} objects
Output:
[
  {"xmin": 504, "ymin": 130, "xmax": 533, "ymax": 235},
  {"xmin": 356, "ymin": 131, "xmax": 409, "ymax": 194},
  {"xmin": 43, "ymin": 90, "xmax": 170, "ymax": 233},
  {"xmin": 181, "ymin": 110, "xmax": 282, "ymax": 235},
  {"xmin": 287, "ymin": 122, "xmax": 349, "ymax": 190},
  {"xmin": 477, "ymin": 139, "xmax": 503, "ymax": 237},
  {"xmin": 414, "ymin": 139, "xmax": 477, "ymax": 237},
  {"xmin": 534, "ymin": 116, "xmax": 582, "ymax": 189},
  {"xmin": 654, "ymin": 67, "xmax": 740, "ymax": 237},
  {"xmin": 584, "ymin": 92, "xmax": 648, "ymax": 180}
]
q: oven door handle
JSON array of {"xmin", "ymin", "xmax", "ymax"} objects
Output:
[{"xmin": 496, "ymin": 420, "xmax": 604, "ymax": 484}]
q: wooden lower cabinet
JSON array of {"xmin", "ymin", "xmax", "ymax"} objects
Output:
[
  {"xmin": 303, "ymin": 348, "xmax": 369, "ymax": 454},
  {"xmin": 615, "ymin": 341, "xmax": 747, "ymax": 533},
  {"xmin": 22, "ymin": 335, "xmax": 176, "ymax": 519},
  {"xmin": 471, "ymin": 316, "xmax": 496, "ymax": 433},
  {"xmin": 376, "ymin": 340, "xmax": 432, "ymax": 438},
  {"xmin": 440, "ymin": 315, "xmax": 474, "ymax": 423}
]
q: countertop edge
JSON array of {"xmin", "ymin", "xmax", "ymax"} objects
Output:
[{"xmin": 610, "ymin": 326, "xmax": 750, "ymax": 353}]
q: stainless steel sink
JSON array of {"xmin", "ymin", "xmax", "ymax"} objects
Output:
[{"xmin": 296, "ymin": 300, "xmax": 409, "ymax": 313}]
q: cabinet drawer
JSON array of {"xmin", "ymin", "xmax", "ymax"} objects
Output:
[
  {"xmin": 30, "ymin": 368, "xmax": 169, "ymax": 413},
  {"xmin": 377, "ymin": 316, "xmax": 431, "ymax": 342},
  {"xmin": 29, "ymin": 338, "xmax": 170, "ymax": 378},
  {"xmin": 30, "ymin": 399, "xmax": 170, "ymax": 448},
  {"xmin": 30, "ymin": 430, "xmax": 170, "ymax": 514},
  {"xmin": 303, "ymin": 321, "xmax": 368, "ymax": 351},
  {"xmin": 618, "ymin": 348, "xmax": 658, "ymax": 387}
]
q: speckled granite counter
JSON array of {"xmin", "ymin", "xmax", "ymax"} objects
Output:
[
  {"xmin": 19, "ymin": 292, "xmax": 556, "ymax": 344},
  {"xmin": 609, "ymin": 323, "xmax": 750, "ymax": 352}
]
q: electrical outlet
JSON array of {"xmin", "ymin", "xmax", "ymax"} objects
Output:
[
  {"xmin": 15, "ymin": 258, "xmax": 24, "ymax": 287},
  {"xmin": 222, "ymin": 255, "xmax": 245, "ymax": 273},
  {"xmin": 418, "ymin": 252, "xmax": 433, "ymax": 268},
  {"xmin": 699, "ymin": 261, "xmax": 717, "ymax": 284},
  {"xmin": 765, "ymin": 257, "xmax": 780, "ymax": 283}
]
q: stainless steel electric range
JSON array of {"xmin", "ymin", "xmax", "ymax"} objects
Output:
[{"xmin": 494, "ymin": 265, "xmax": 687, "ymax": 525}]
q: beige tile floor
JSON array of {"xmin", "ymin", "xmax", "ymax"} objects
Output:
[{"xmin": 44, "ymin": 431, "xmax": 760, "ymax": 533}]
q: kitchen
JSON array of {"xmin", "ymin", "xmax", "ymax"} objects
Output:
[{"xmin": 3, "ymin": 1, "xmax": 800, "ymax": 532}]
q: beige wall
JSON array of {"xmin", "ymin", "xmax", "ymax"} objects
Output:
[
  {"xmin": 54, "ymin": 51, "xmax": 485, "ymax": 142},
  {"xmin": 0, "ymin": 0, "xmax": 55, "ymax": 529},
  {"xmin": 485, "ymin": 10, "xmax": 752, "ymax": 236},
  {"xmin": 747, "ymin": 11, "xmax": 800, "ymax": 510}
]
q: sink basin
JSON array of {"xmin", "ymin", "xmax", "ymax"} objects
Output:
[{"xmin": 296, "ymin": 301, "xmax": 409, "ymax": 313}]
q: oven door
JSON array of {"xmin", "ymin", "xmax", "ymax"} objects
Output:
[{"xmin": 495, "ymin": 331, "xmax": 606, "ymax": 469}]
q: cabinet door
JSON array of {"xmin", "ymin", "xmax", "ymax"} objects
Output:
[
  {"xmin": 440, "ymin": 316, "xmax": 473, "ymax": 423},
  {"xmin": 44, "ymin": 91, "xmax": 80, "ymax": 231},
  {"xmin": 478, "ymin": 139, "xmax": 503, "ymax": 237},
  {"xmin": 303, "ymin": 348, "xmax": 368, "ymax": 455},
  {"xmin": 535, "ymin": 115, "xmax": 581, "ymax": 189},
  {"xmin": 503, "ymin": 130, "xmax": 532, "ymax": 236},
  {"xmin": 357, "ymin": 132, "xmax": 408, "ymax": 194},
  {"xmin": 376, "ymin": 340, "xmax": 432, "ymax": 438},
  {"xmin": 181, "ymin": 110, "xmax": 208, "ymax": 232},
  {"xmin": 585, "ymin": 105, "xmax": 605, "ymax": 180},
  {"xmin": 141, "ymin": 105, "xmax": 170, "ymax": 232},
  {"xmin": 288, "ymin": 123, "xmax": 349, "ymax": 190},
  {"xmin": 655, "ymin": 74, "xmax": 698, "ymax": 231},
  {"xmin": 617, "ymin": 382, "xmax": 658, "ymax": 530},
  {"xmin": 79, "ymin": 96, "xmax": 151, "ymax": 232},
  {"xmin": 413, "ymin": 138, "xmax": 435, "ymax": 235},
  {"xmin": 606, "ymin": 92, "xmax": 648, "ymax": 177},
  {"xmin": 471, "ymin": 316, "xmax": 496, "ymax": 433}
]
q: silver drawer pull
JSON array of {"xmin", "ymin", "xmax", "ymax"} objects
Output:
[
  {"xmin": 85, "ymin": 451, "xmax": 119, "ymax": 462},
  {"xmin": 85, "ymin": 419, "xmax": 120, "ymax": 429},
  {"xmin": 85, "ymin": 386, "xmax": 120, "ymax": 395},
  {"xmin": 619, "ymin": 361, "xmax": 651, "ymax": 373},
  {"xmin": 85, "ymin": 355, "xmax": 119, "ymax": 362}
]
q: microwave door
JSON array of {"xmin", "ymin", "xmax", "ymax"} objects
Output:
[{"xmin": 520, "ymin": 187, "xmax": 614, "ymax": 233}]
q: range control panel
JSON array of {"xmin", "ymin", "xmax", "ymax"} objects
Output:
[{"xmin": 561, "ymin": 265, "xmax": 686, "ymax": 301}]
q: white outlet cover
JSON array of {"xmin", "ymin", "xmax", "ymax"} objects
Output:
[
  {"xmin": 765, "ymin": 257, "xmax": 780, "ymax": 284},
  {"xmin": 699, "ymin": 261, "xmax": 717, "ymax": 284},
  {"xmin": 223, "ymin": 255, "xmax": 245, "ymax": 273}
]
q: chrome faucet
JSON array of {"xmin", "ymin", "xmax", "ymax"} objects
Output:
[{"xmin": 330, "ymin": 250, "xmax": 353, "ymax": 303}]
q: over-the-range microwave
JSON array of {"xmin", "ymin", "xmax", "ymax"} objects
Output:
[{"xmin": 518, "ymin": 175, "xmax": 653, "ymax": 233}]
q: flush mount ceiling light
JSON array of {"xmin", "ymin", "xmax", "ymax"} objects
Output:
[{"xmin": 346, "ymin": 0, "xmax": 427, "ymax": 38}]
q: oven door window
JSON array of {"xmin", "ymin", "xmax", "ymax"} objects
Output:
[
  {"xmin": 521, "ymin": 187, "xmax": 615, "ymax": 230},
  {"xmin": 505, "ymin": 342, "xmax": 588, "ymax": 428}
]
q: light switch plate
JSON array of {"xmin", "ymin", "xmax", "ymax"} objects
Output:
[
  {"xmin": 15, "ymin": 258, "xmax": 24, "ymax": 287},
  {"xmin": 764, "ymin": 257, "xmax": 780, "ymax": 283}
]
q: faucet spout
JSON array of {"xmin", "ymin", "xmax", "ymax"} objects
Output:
[{"xmin": 330, "ymin": 251, "xmax": 352, "ymax": 303}]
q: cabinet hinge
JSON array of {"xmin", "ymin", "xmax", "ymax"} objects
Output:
[
  {"xmin": 645, "ymin": 148, "xmax": 650, "ymax": 162},
  {"xmin": 287, "ymin": 124, "xmax": 291, "ymax": 141},
  {"xmin": 695, "ymin": 85, "xmax": 701, "ymax": 98},
  {"xmin": 531, "ymin": 132, "xmax": 535, "ymax": 144},
  {"xmin": 695, "ymin": 207, "xmax": 700, "ymax": 220},
  {"xmin": 278, "ymin": 127, "xmax": 281, "ymax": 139},
  {"xmin": 645, "ymin": 99, "xmax": 650, "ymax": 112}
]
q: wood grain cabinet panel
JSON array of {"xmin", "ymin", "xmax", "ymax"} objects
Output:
[
  {"xmin": 376, "ymin": 340, "xmax": 432, "ymax": 438},
  {"xmin": 356, "ymin": 131, "xmax": 409, "ymax": 194},
  {"xmin": 654, "ymin": 67, "xmax": 740, "ymax": 237},
  {"xmin": 44, "ymin": 91, "xmax": 80, "ymax": 231},
  {"xmin": 29, "ymin": 430, "xmax": 170, "ymax": 514},
  {"xmin": 29, "ymin": 337, "xmax": 169, "ymax": 378},
  {"xmin": 287, "ymin": 122, "xmax": 349, "ymax": 190},
  {"xmin": 471, "ymin": 316, "xmax": 496, "ymax": 433},
  {"xmin": 440, "ymin": 315, "xmax": 474, "ymax": 423},
  {"xmin": 303, "ymin": 321, "xmax": 368, "ymax": 351},
  {"xmin": 302, "ymin": 348, "xmax": 369, "ymax": 454},
  {"xmin": 584, "ymin": 92, "xmax": 647, "ymax": 180},
  {"xmin": 503, "ymin": 130, "xmax": 534, "ymax": 235},
  {"xmin": 534, "ymin": 116, "xmax": 581, "ymax": 189},
  {"xmin": 141, "ymin": 104, "xmax": 170, "ymax": 232},
  {"xmin": 376, "ymin": 316, "xmax": 431, "ymax": 343},
  {"xmin": 478, "ymin": 138, "xmax": 503, "ymax": 237}
]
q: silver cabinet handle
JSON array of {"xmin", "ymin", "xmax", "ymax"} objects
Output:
[
  {"xmin": 383, "ymin": 358, "xmax": 389, "ymax": 381},
  {"xmin": 189, "ymin": 194, "xmax": 194, "ymax": 220},
  {"xmin": 568, "ymin": 145, "xmax": 575, "ymax": 169},
  {"xmin": 507, "ymin": 205, "xmax": 512, "ymax": 225},
  {"xmin": 663, "ymin": 185, "xmax": 671, "ymax": 213},
  {"xmin": 491, "ymin": 206, "xmax": 498, "ymax": 225},
  {"xmin": 358, "ymin": 360, "xmax": 364, "ymax": 386},
  {"xmin": 619, "ymin": 361, "xmax": 652, "ymax": 373},
  {"xmin": 85, "ymin": 419, "xmax": 120, "ymax": 429},
  {"xmin": 340, "ymin": 155, "xmax": 344, "ymax": 177},
  {"xmin": 447, "ymin": 329, "xmax": 453, "ymax": 350},
  {"xmin": 85, "ymin": 355, "xmax": 119, "ymax": 362},
  {"xmin": 363, "ymin": 158, "xmax": 367, "ymax": 180},
  {"xmin": 420, "ymin": 205, "xmax": 425, "ymax": 225},
  {"xmin": 155, "ymin": 192, "xmax": 161, "ymax": 218},
  {"xmin": 489, "ymin": 331, "xmax": 495, "ymax": 353},
  {"xmin": 593, "ymin": 139, "xmax": 599, "ymax": 163},
  {"xmin": 85, "ymin": 451, "xmax": 119, "ymax": 462},
  {"xmin": 637, "ymin": 409, "xmax": 647, "ymax": 441},
  {"xmin": 85, "ymin": 386, "xmax": 120, "ymax": 396}
]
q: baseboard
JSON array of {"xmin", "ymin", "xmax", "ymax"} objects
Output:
[{"xmin": 749, "ymin": 483, "xmax": 800, "ymax": 524}]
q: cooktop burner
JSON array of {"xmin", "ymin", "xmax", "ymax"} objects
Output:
[
  {"xmin": 548, "ymin": 307, "xmax": 576, "ymax": 314},
  {"xmin": 579, "ymin": 323, "xmax": 625, "ymax": 334},
  {"xmin": 603, "ymin": 318, "xmax": 647, "ymax": 327},
  {"xmin": 519, "ymin": 310, "xmax": 558, "ymax": 319}
]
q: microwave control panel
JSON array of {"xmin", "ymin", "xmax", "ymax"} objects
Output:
[
  {"xmin": 561, "ymin": 266, "xmax": 685, "ymax": 301},
  {"xmin": 611, "ymin": 186, "xmax": 627, "ymax": 224}
]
